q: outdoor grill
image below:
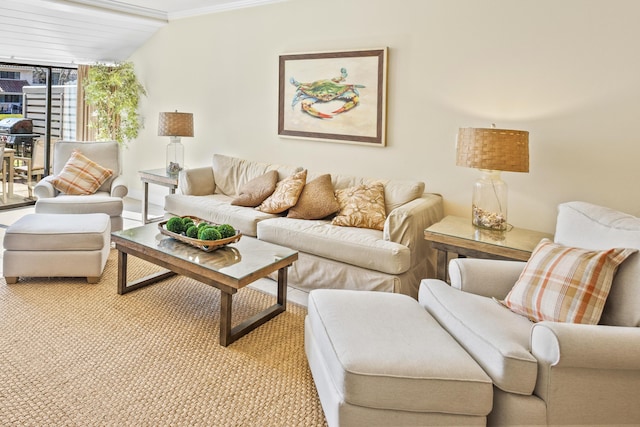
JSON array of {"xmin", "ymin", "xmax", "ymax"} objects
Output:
[
  {"xmin": 0, "ymin": 118, "xmax": 36, "ymax": 156},
  {"xmin": 0, "ymin": 117, "xmax": 33, "ymax": 134}
]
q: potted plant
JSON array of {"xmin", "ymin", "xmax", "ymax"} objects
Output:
[{"xmin": 83, "ymin": 61, "xmax": 146, "ymax": 145}]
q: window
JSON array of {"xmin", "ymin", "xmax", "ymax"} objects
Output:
[{"xmin": 0, "ymin": 71, "xmax": 20, "ymax": 79}]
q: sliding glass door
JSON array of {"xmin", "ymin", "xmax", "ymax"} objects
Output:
[{"xmin": 0, "ymin": 63, "xmax": 77, "ymax": 210}]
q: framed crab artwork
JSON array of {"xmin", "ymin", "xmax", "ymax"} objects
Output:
[{"xmin": 278, "ymin": 48, "xmax": 388, "ymax": 146}]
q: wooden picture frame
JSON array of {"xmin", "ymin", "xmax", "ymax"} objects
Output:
[{"xmin": 278, "ymin": 48, "xmax": 388, "ymax": 146}]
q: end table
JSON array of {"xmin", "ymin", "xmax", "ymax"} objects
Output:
[
  {"xmin": 424, "ymin": 216, "xmax": 553, "ymax": 282},
  {"xmin": 138, "ymin": 168, "xmax": 178, "ymax": 224}
]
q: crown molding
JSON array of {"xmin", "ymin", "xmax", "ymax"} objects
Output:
[{"xmin": 168, "ymin": 0, "xmax": 288, "ymax": 21}]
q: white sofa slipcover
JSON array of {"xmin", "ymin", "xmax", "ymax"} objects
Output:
[{"xmin": 164, "ymin": 154, "xmax": 444, "ymax": 297}]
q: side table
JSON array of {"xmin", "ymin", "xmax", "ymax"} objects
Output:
[
  {"xmin": 138, "ymin": 168, "xmax": 178, "ymax": 224},
  {"xmin": 424, "ymin": 216, "xmax": 553, "ymax": 282}
]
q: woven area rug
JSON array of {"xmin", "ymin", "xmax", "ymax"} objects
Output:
[{"xmin": 0, "ymin": 250, "xmax": 327, "ymax": 426}]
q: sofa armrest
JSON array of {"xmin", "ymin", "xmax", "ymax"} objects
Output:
[
  {"xmin": 383, "ymin": 193, "xmax": 444, "ymax": 269},
  {"xmin": 384, "ymin": 193, "xmax": 443, "ymax": 246},
  {"xmin": 33, "ymin": 176, "xmax": 57, "ymax": 199},
  {"xmin": 531, "ymin": 322, "xmax": 640, "ymax": 427},
  {"xmin": 531, "ymin": 322, "xmax": 640, "ymax": 370},
  {"xmin": 110, "ymin": 175, "xmax": 128, "ymax": 198},
  {"xmin": 178, "ymin": 167, "xmax": 215, "ymax": 196},
  {"xmin": 448, "ymin": 258, "xmax": 525, "ymax": 298}
]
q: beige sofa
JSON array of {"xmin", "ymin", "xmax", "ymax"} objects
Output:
[{"xmin": 164, "ymin": 154, "xmax": 444, "ymax": 297}]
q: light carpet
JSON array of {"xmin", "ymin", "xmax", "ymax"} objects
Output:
[{"xmin": 0, "ymin": 250, "xmax": 327, "ymax": 426}]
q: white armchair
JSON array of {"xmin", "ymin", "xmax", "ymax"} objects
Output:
[
  {"xmin": 33, "ymin": 141, "xmax": 128, "ymax": 231},
  {"xmin": 419, "ymin": 201, "xmax": 640, "ymax": 426}
]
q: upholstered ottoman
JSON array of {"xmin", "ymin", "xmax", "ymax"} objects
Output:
[
  {"xmin": 3, "ymin": 213, "xmax": 111, "ymax": 284},
  {"xmin": 305, "ymin": 289, "xmax": 493, "ymax": 427}
]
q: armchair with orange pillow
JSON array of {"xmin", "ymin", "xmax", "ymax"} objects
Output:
[{"xmin": 33, "ymin": 140, "xmax": 128, "ymax": 231}]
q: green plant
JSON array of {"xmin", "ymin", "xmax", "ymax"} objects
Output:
[{"xmin": 84, "ymin": 61, "xmax": 146, "ymax": 145}]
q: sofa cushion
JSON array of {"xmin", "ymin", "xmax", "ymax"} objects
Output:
[
  {"xmin": 212, "ymin": 154, "xmax": 301, "ymax": 197},
  {"xmin": 332, "ymin": 181, "xmax": 386, "ymax": 231},
  {"xmin": 230, "ymin": 170, "xmax": 278, "ymax": 207},
  {"xmin": 35, "ymin": 192, "xmax": 123, "ymax": 217},
  {"xmin": 4, "ymin": 213, "xmax": 111, "ymax": 251},
  {"xmin": 287, "ymin": 174, "xmax": 340, "ymax": 220},
  {"xmin": 257, "ymin": 217, "xmax": 410, "ymax": 274},
  {"xmin": 555, "ymin": 201, "xmax": 640, "ymax": 327},
  {"xmin": 329, "ymin": 173, "xmax": 425, "ymax": 215},
  {"xmin": 307, "ymin": 289, "xmax": 493, "ymax": 415},
  {"xmin": 164, "ymin": 193, "xmax": 278, "ymax": 237},
  {"xmin": 419, "ymin": 279, "xmax": 538, "ymax": 395},
  {"xmin": 50, "ymin": 150, "xmax": 113, "ymax": 195},
  {"xmin": 256, "ymin": 169, "xmax": 307, "ymax": 214},
  {"xmin": 503, "ymin": 239, "xmax": 636, "ymax": 324}
]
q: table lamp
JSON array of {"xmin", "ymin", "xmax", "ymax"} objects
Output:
[
  {"xmin": 456, "ymin": 125, "xmax": 529, "ymax": 231},
  {"xmin": 158, "ymin": 111, "xmax": 194, "ymax": 175}
]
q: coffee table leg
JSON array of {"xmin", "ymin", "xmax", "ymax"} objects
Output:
[
  {"xmin": 277, "ymin": 265, "xmax": 288, "ymax": 309},
  {"xmin": 220, "ymin": 291, "xmax": 233, "ymax": 347},
  {"xmin": 218, "ymin": 266, "xmax": 290, "ymax": 347},
  {"xmin": 117, "ymin": 250, "xmax": 128, "ymax": 295},
  {"xmin": 116, "ymin": 249, "xmax": 177, "ymax": 295}
]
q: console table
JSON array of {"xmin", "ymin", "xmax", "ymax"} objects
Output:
[
  {"xmin": 138, "ymin": 168, "xmax": 178, "ymax": 224},
  {"xmin": 424, "ymin": 215, "xmax": 553, "ymax": 282}
]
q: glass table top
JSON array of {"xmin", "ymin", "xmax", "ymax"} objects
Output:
[
  {"xmin": 112, "ymin": 223, "xmax": 298, "ymax": 282},
  {"xmin": 426, "ymin": 216, "xmax": 553, "ymax": 253}
]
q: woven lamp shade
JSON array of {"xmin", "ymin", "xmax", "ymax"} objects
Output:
[
  {"xmin": 158, "ymin": 112, "xmax": 194, "ymax": 137},
  {"xmin": 456, "ymin": 127, "xmax": 529, "ymax": 173}
]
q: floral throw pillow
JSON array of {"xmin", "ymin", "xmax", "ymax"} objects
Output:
[
  {"xmin": 331, "ymin": 181, "xmax": 386, "ymax": 231},
  {"xmin": 256, "ymin": 169, "xmax": 307, "ymax": 214},
  {"xmin": 502, "ymin": 239, "xmax": 637, "ymax": 324},
  {"xmin": 50, "ymin": 150, "xmax": 113, "ymax": 195}
]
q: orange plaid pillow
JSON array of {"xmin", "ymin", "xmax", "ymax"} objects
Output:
[
  {"xmin": 50, "ymin": 150, "xmax": 114, "ymax": 195},
  {"xmin": 503, "ymin": 239, "xmax": 636, "ymax": 324}
]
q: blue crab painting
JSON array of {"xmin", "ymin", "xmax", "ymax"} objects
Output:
[{"xmin": 290, "ymin": 68, "xmax": 365, "ymax": 119}]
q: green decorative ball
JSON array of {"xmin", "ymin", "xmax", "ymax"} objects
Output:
[
  {"xmin": 186, "ymin": 225, "xmax": 198, "ymax": 238},
  {"xmin": 166, "ymin": 217, "xmax": 185, "ymax": 234},
  {"xmin": 197, "ymin": 222, "xmax": 209, "ymax": 229},
  {"xmin": 197, "ymin": 225, "xmax": 215, "ymax": 239},
  {"xmin": 217, "ymin": 224, "xmax": 236, "ymax": 239},
  {"xmin": 200, "ymin": 227, "xmax": 222, "ymax": 241},
  {"xmin": 182, "ymin": 217, "xmax": 195, "ymax": 227}
]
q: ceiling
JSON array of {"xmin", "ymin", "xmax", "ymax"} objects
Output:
[{"xmin": 0, "ymin": 0, "xmax": 284, "ymax": 67}]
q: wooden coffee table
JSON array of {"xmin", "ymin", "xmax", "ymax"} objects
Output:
[{"xmin": 111, "ymin": 223, "xmax": 298, "ymax": 346}]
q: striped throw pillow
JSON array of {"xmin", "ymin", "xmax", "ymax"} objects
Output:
[
  {"xmin": 50, "ymin": 150, "xmax": 114, "ymax": 195},
  {"xmin": 503, "ymin": 239, "xmax": 636, "ymax": 324}
]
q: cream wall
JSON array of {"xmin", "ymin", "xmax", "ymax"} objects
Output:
[{"xmin": 126, "ymin": 0, "xmax": 640, "ymax": 233}]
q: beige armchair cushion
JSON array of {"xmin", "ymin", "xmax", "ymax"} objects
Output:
[{"xmin": 419, "ymin": 279, "xmax": 538, "ymax": 395}]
